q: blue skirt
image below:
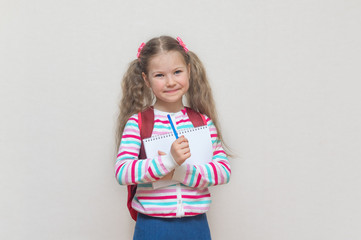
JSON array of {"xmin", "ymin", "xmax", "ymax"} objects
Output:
[{"xmin": 133, "ymin": 213, "xmax": 212, "ymax": 240}]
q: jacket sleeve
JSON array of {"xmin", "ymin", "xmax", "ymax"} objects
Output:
[
  {"xmin": 172, "ymin": 116, "xmax": 231, "ymax": 188},
  {"xmin": 115, "ymin": 114, "xmax": 179, "ymax": 185}
]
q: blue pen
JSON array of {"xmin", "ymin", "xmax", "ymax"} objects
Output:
[{"xmin": 167, "ymin": 114, "xmax": 179, "ymax": 139}]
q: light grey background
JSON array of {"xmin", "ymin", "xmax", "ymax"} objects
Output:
[{"xmin": 1, "ymin": 0, "xmax": 360, "ymax": 239}]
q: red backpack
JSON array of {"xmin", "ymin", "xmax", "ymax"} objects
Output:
[{"xmin": 127, "ymin": 106, "xmax": 207, "ymax": 221}]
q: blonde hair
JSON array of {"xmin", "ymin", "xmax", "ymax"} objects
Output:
[{"xmin": 116, "ymin": 36, "xmax": 230, "ymax": 155}]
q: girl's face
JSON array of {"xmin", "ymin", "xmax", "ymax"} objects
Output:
[{"xmin": 142, "ymin": 51, "xmax": 190, "ymax": 112}]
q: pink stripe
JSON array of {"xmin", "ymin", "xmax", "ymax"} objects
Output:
[
  {"xmin": 218, "ymin": 163, "xmax": 225, "ymax": 183},
  {"xmin": 124, "ymin": 163, "xmax": 131, "ymax": 184},
  {"xmin": 148, "ymin": 167, "xmax": 160, "ymax": 180},
  {"xmin": 122, "ymin": 146, "xmax": 139, "ymax": 151},
  {"xmin": 137, "ymin": 195, "xmax": 177, "ymax": 200},
  {"xmin": 184, "ymin": 212, "xmax": 201, "ymax": 216},
  {"xmin": 219, "ymin": 161, "xmax": 231, "ymax": 173},
  {"xmin": 143, "ymin": 161, "xmax": 152, "ymax": 182},
  {"xmin": 117, "ymin": 151, "xmax": 138, "ymax": 157},
  {"xmin": 132, "ymin": 202, "xmax": 176, "ymax": 213},
  {"xmin": 143, "ymin": 175, "xmax": 152, "ymax": 182},
  {"xmin": 137, "ymin": 189, "xmax": 177, "ymax": 194},
  {"xmin": 158, "ymin": 156, "xmax": 169, "ymax": 174},
  {"xmin": 184, "ymin": 164, "xmax": 191, "ymax": 183},
  {"xmin": 123, "ymin": 128, "xmax": 140, "ymax": 134},
  {"xmin": 144, "ymin": 207, "xmax": 177, "ymax": 211},
  {"xmin": 213, "ymin": 150, "xmax": 226, "ymax": 156},
  {"xmin": 154, "ymin": 119, "xmax": 169, "ymax": 124},
  {"xmin": 131, "ymin": 161, "xmax": 137, "ymax": 183},
  {"xmin": 181, "ymin": 188, "xmax": 208, "ymax": 194},
  {"xmin": 122, "ymin": 134, "xmax": 141, "ymax": 140},
  {"xmin": 199, "ymin": 167, "xmax": 207, "ymax": 188},
  {"xmin": 115, "ymin": 162, "xmax": 126, "ymax": 177},
  {"xmin": 182, "ymin": 194, "xmax": 211, "ymax": 199},
  {"xmin": 147, "ymin": 213, "xmax": 177, "ymax": 217},
  {"xmin": 154, "ymin": 114, "xmax": 169, "ymax": 119},
  {"xmin": 211, "ymin": 134, "xmax": 218, "ymax": 138},
  {"xmin": 128, "ymin": 117, "xmax": 138, "ymax": 122},
  {"xmin": 152, "ymin": 131, "xmax": 171, "ymax": 135},
  {"xmin": 176, "ymin": 119, "xmax": 190, "ymax": 125},
  {"xmin": 194, "ymin": 173, "xmax": 202, "ymax": 188},
  {"xmin": 183, "ymin": 206, "xmax": 209, "ymax": 210},
  {"xmin": 209, "ymin": 162, "xmax": 218, "ymax": 185}
]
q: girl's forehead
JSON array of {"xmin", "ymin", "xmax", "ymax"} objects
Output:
[{"xmin": 148, "ymin": 51, "xmax": 186, "ymax": 69}]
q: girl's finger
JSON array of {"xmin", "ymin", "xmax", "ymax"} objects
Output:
[{"xmin": 158, "ymin": 150, "xmax": 166, "ymax": 155}]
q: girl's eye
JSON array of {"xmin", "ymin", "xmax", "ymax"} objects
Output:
[
  {"xmin": 175, "ymin": 70, "xmax": 182, "ymax": 74},
  {"xmin": 155, "ymin": 74, "xmax": 164, "ymax": 78}
]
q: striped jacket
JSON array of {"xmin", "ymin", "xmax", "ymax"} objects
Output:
[{"xmin": 115, "ymin": 108, "xmax": 231, "ymax": 218}]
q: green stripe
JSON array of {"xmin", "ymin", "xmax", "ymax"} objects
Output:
[{"xmin": 138, "ymin": 183, "xmax": 153, "ymax": 188}]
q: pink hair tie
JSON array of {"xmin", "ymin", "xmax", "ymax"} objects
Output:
[
  {"xmin": 137, "ymin": 42, "xmax": 145, "ymax": 58},
  {"xmin": 177, "ymin": 37, "xmax": 189, "ymax": 53}
]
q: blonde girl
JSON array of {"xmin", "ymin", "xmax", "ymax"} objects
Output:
[{"xmin": 115, "ymin": 36, "xmax": 231, "ymax": 240}]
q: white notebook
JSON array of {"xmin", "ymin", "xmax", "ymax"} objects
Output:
[{"xmin": 143, "ymin": 125, "xmax": 213, "ymax": 189}]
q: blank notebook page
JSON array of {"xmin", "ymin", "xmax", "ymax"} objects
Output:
[{"xmin": 143, "ymin": 125, "xmax": 213, "ymax": 188}]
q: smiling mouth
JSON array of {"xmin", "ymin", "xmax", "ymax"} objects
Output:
[{"xmin": 165, "ymin": 89, "xmax": 180, "ymax": 93}]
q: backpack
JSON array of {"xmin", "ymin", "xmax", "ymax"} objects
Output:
[{"xmin": 127, "ymin": 106, "xmax": 207, "ymax": 221}]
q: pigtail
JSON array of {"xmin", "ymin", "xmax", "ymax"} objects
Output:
[
  {"xmin": 186, "ymin": 51, "xmax": 232, "ymax": 156},
  {"xmin": 115, "ymin": 59, "xmax": 153, "ymax": 151}
]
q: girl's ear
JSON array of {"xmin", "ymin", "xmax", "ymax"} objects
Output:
[
  {"xmin": 142, "ymin": 72, "xmax": 150, "ymax": 88},
  {"xmin": 187, "ymin": 63, "xmax": 191, "ymax": 76}
]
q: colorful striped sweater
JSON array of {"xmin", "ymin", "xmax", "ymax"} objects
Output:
[{"xmin": 115, "ymin": 108, "xmax": 231, "ymax": 218}]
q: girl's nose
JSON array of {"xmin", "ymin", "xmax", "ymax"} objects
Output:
[{"xmin": 166, "ymin": 75, "xmax": 176, "ymax": 86}]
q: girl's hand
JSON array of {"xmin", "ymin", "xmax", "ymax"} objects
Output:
[
  {"xmin": 158, "ymin": 150, "xmax": 174, "ymax": 180},
  {"xmin": 170, "ymin": 135, "xmax": 191, "ymax": 166}
]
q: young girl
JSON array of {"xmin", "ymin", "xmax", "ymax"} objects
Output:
[{"xmin": 115, "ymin": 36, "xmax": 231, "ymax": 240}]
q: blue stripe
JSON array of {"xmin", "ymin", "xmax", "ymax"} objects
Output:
[
  {"xmin": 154, "ymin": 125, "xmax": 172, "ymax": 130},
  {"xmin": 118, "ymin": 165, "xmax": 125, "ymax": 185},
  {"xmin": 183, "ymin": 200, "xmax": 212, "ymax": 205},
  {"xmin": 213, "ymin": 155, "xmax": 228, "ymax": 160},
  {"xmin": 121, "ymin": 140, "xmax": 141, "ymax": 146},
  {"xmin": 117, "ymin": 156, "xmax": 134, "ymax": 161},
  {"xmin": 125, "ymin": 122, "xmax": 138, "ymax": 128},
  {"xmin": 138, "ymin": 161, "xmax": 143, "ymax": 182},
  {"xmin": 152, "ymin": 159, "xmax": 162, "ymax": 176},
  {"xmin": 177, "ymin": 124, "xmax": 194, "ymax": 130},
  {"xmin": 141, "ymin": 201, "xmax": 178, "ymax": 206}
]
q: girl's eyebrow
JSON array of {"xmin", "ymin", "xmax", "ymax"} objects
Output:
[{"xmin": 151, "ymin": 66, "xmax": 186, "ymax": 75}]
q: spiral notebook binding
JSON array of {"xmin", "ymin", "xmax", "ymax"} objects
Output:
[{"xmin": 143, "ymin": 126, "xmax": 208, "ymax": 142}]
